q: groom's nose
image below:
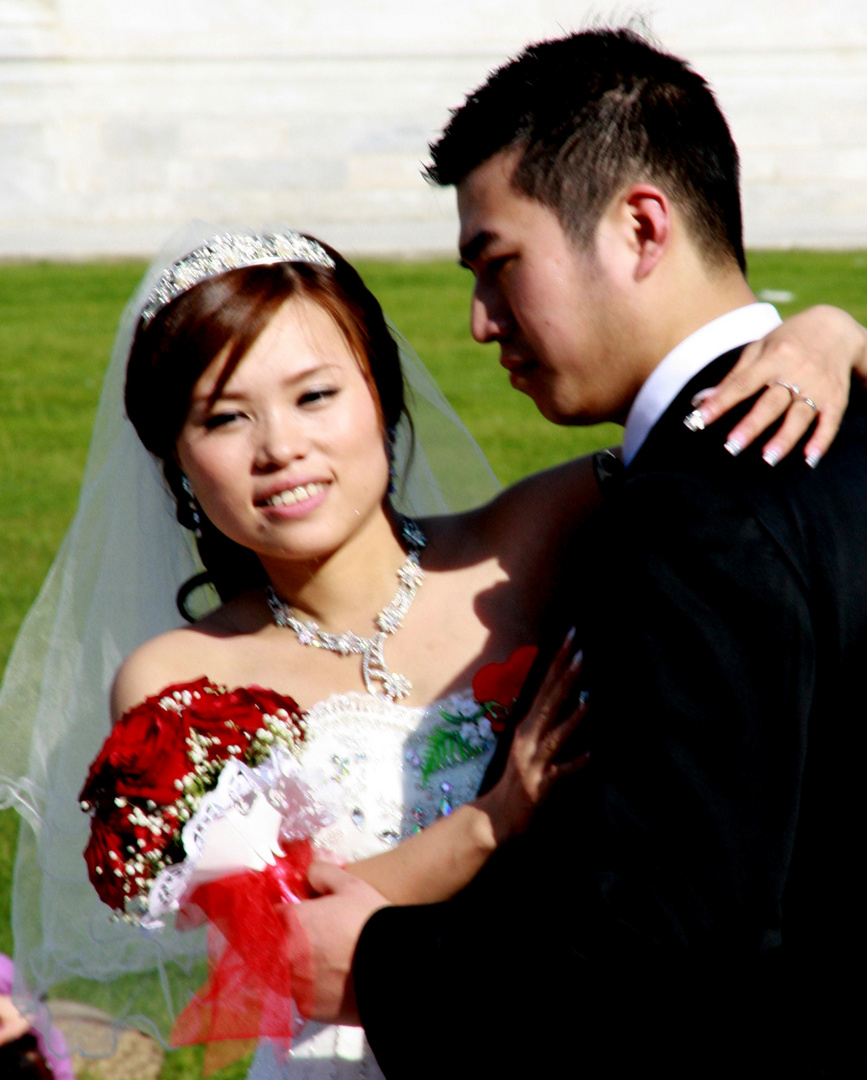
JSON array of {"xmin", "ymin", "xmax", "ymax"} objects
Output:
[{"xmin": 470, "ymin": 281, "xmax": 513, "ymax": 344}]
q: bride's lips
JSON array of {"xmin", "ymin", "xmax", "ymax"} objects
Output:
[{"xmin": 256, "ymin": 480, "xmax": 330, "ymax": 518}]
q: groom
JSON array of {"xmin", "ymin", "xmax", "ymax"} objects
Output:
[{"xmin": 297, "ymin": 28, "xmax": 867, "ymax": 1076}]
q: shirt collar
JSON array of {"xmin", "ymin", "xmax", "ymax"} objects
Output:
[{"xmin": 621, "ymin": 302, "xmax": 783, "ymax": 466}]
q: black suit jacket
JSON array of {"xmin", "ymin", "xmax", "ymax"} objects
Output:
[{"xmin": 355, "ymin": 350, "xmax": 867, "ymax": 1077}]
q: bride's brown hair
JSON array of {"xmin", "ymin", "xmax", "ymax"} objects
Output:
[{"xmin": 125, "ymin": 245, "xmax": 407, "ymax": 615}]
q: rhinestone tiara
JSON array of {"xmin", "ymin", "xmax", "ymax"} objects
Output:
[{"xmin": 138, "ymin": 230, "xmax": 336, "ymax": 327}]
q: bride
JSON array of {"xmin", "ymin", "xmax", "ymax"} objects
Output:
[{"xmin": 0, "ymin": 224, "xmax": 863, "ymax": 1080}]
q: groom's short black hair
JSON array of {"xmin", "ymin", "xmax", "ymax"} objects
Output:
[{"xmin": 427, "ymin": 27, "xmax": 746, "ymax": 272}]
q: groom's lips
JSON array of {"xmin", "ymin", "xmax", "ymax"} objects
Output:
[{"xmin": 500, "ymin": 353, "xmax": 537, "ymax": 385}]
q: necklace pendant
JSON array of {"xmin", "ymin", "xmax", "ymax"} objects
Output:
[
  {"xmin": 362, "ymin": 633, "xmax": 412, "ymax": 702},
  {"xmin": 381, "ymin": 672, "xmax": 412, "ymax": 701},
  {"xmin": 267, "ymin": 517, "xmax": 425, "ymax": 701}
]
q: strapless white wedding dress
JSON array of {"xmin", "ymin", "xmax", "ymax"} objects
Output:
[{"xmin": 247, "ymin": 687, "xmax": 494, "ymax": 1080}]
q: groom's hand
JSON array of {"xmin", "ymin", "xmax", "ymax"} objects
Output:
[{"xmin": 286, "ymin": 861, "xmax": 392, "ymax": 1025}]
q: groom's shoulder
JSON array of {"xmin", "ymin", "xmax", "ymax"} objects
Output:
[
  {"xmin": 635, "ymin": 346, "xmax": 867, "ymax": 491},
  {"xmin": 624, "ymin": 369, "xmax": 867, "ymax": 576}
]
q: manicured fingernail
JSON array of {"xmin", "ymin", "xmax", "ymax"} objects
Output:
[
  {"xmin": 690, "ymin": 387, "xmax": 716, "ymax": 407},
  {"xmin": 806, "ymin": 450, "xmax": 822, "ymax": 469},
  {"xmin": 577, "ymin": 689, "xmax": 590, "ymax": 706},
  {"xmin": 565, "ymin": 626, "xmax": 577, "ymax": 645},
  {"xmin": 724, "ymin": 438, "xmax": 742, "ymax": 457},
  {"xmin": 683, "ymin": 408, "xmax": 706, "ymax": 432},
  {"xmin": 763, "ymin": 447, "xmax": 780, "ymax": 467},
  {"xmin": 568, "ymin": 648, "xmax": 584, "ymax": 673}
]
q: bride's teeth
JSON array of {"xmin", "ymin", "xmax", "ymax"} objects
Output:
[{"xmin": 266, "ymin": 482, "xmax": 324, "ymax": 507}]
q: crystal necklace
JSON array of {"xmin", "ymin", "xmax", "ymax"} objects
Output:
[{"xmin": 265, "ymin": 518, "xmax": 426, "ymax": 702}]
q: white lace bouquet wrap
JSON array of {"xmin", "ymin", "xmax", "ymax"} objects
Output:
[{"xmin": 144, "ymin": 747, "xmax": 342, "ymax": 931}]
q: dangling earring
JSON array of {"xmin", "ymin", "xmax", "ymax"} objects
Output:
[
  {"xmin": 386, "ymin": 426, "xmax": 397, "ymax": 495},
  {"xmin": 181, "ymin": 475, "xmax": 203, "ymax": 539}
]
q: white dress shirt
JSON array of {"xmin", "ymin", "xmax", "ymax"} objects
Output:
[{"xmin": 621, "ymin": 302, "xmax": 783, "ymax": 466}]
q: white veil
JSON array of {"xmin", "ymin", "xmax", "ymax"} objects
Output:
[{"xmin": 0, "ymin": 222, "xmax": 499, "ymax": 1055}]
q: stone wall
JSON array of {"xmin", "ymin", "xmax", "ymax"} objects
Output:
[{"xmin": 0, "ymin": 0, "xmax": 864, "ymax": 257}]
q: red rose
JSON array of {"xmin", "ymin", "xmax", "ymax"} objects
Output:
[
  {"xmin": 472, "ymin": 645, "xmax": 539, "ymax": 731},
  {"xmin": 244, "ymin": 686, "xmax": 306, "ymax": 745},
  {"xmin": 245, "ymin": 686, "xmax": 304, "ymax": 726},
  {"xmin": 84, "ymin": 815, "xmax": 128, "ymax": 911},
  {"xmin": 183, "ymin": 685, "xmax": 302, "ymax": 758},
  {"xmin": 80, "ymin": 700, "xmax": 189, "ymax": 807}
]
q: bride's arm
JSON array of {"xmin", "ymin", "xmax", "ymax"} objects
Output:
[{"xmin": 346, "ymin": 638, "xmax": 586, "ymax": 905}]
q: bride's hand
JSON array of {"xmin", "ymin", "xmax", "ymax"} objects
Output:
[
  {"xmin": 684, "ymin": 305, "xmax": 867, "ymax": 467},
  {"xmin": 477, "ymin": 631, "xmax": 589, "ymax": 844},
  {"xmin": 347, "ymin": 634, "xmax": 588, "ymax": 907}
]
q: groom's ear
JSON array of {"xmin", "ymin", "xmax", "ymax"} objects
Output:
[{"xmin": 619, "ymin": 184, "xmax": 671, "ymax": 281}]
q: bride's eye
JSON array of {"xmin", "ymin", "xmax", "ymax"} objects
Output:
[
  {"xmin": 298, "ymin": 387, "xmax": 338, "ymax": 407},
  {"xmin": 203, "ymin": 411, "xmax": 244, "ymax": 430}
]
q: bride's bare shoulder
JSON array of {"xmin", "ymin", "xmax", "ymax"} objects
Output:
[
  {"xmin": 110, "ymin": 631, "xmax": 206, "ymax": 722},
  {"xmin": 110, "ymin": 592, "xmax": 264, "ymax": 721}
]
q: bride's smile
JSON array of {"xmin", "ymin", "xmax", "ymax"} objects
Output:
[{"xmin": 257, "ymin": 480, "xmax": 329, "ymax": 509}]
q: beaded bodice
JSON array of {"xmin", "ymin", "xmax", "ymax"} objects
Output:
[{"xmin": 299, "ymin": 687, "xmax": 494, "ymax": 862}]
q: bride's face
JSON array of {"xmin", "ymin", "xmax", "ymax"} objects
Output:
[{"xmin": 175, "ymin": 295, "xmax": 390, "ymax": 566}]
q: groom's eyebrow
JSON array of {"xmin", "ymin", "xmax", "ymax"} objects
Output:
[{"xmin": 458, "ymin": 230, "xmax": 495, "ymax": 268}]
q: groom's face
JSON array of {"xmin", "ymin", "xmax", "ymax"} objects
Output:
[{"xmin": 457, "ymin": 150, "xmax": 641, "ymax": 426}]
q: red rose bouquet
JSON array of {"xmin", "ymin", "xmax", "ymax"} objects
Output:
[
  {"xmin": 79, "ymin": 678, "xmax": 307, "ymax": 923},
  {"xmin": 79, "ymin": 678, "xmax": 330, "ymax": 1068}
]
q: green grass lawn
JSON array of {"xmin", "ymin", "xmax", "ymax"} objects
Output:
[{"xmin": 0, "ymin": 251, "xmax": 864, "ymax": 1078}]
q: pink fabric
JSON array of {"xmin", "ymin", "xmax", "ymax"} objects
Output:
[{"xmin": 0, "ymin": 952, "xmax": 13, "ymax": 993}]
